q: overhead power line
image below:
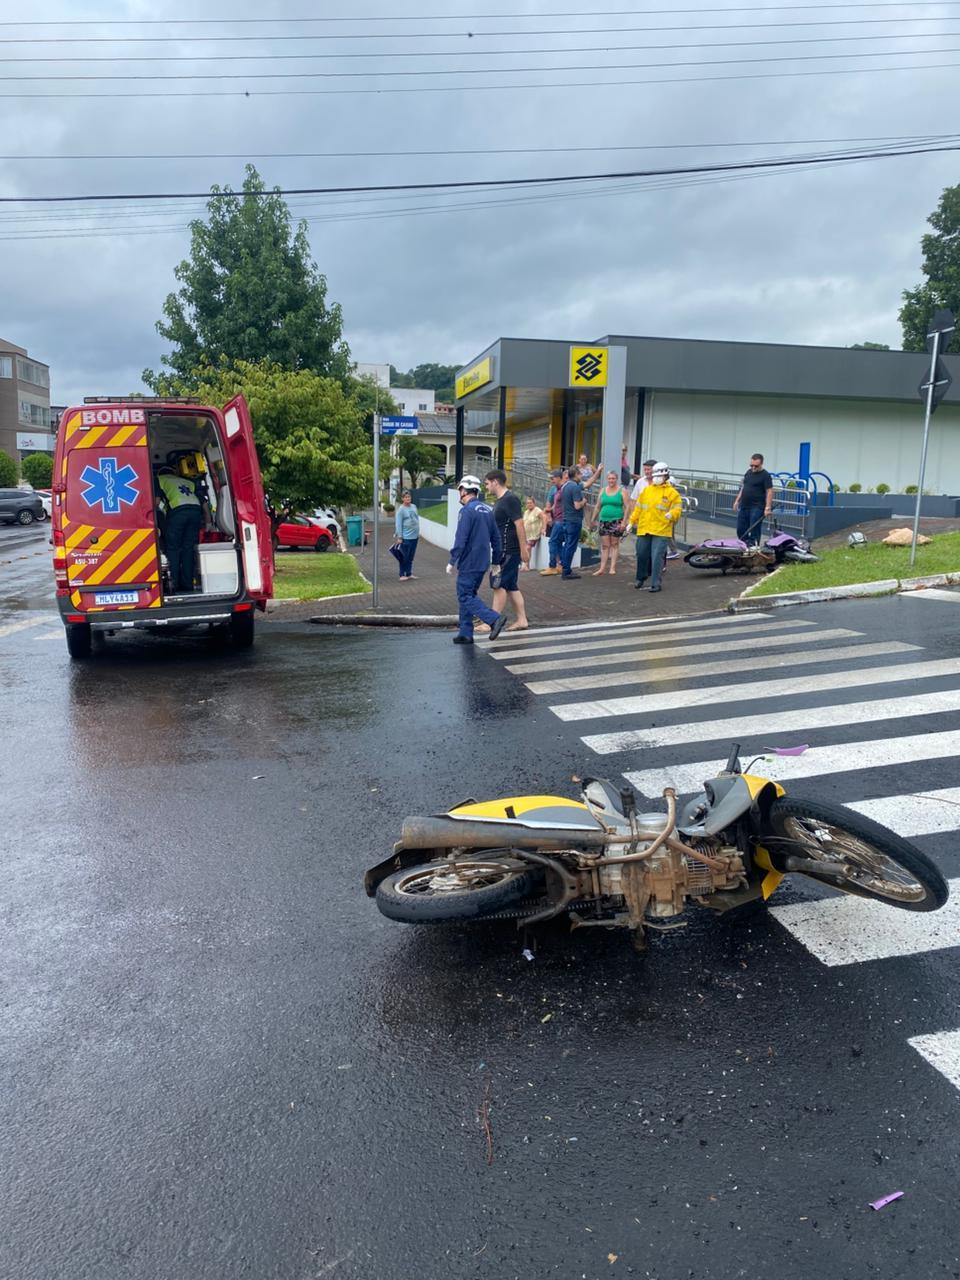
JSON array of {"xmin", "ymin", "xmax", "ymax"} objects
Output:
[
  {"xmin": 6, "ymin": 29, "xmax": 960, "ymax": 63},
  {"xmin": 1, "ymin": 1, "xmax": 958, "ymax": 24},
  {"xmin": 2, "ymin": 14, "xmax": 959, "ymax": 43},
  {"xmin": 5, "ymin": 131, "xmax": 955, "ymax": 161},
  {"xmin": 2, "ymin": 138, "xmax": 958, "ymax": 204},
  {"xmin": 3, "ymin": 57, "xmax": 956, "ymax": 97},
  {"xmin": 5, "ymin": 44, "xmax": 959, "ymax": 81}
]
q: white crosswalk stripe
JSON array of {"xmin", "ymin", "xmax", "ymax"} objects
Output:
[
  {"xmin": 491, "ymin": 614, "xmax": 810, "ymax": 662},
  {"xmin": 583, "ymin": 688, "xmax": 960, "ymax": 754},
  {"xmin": 484, "ymin": 608, "xmax": 960, "ymax": 1095},
  {"xmin": 624, "ymin": 730, "xmax": 960, "ymax": 797},
  {"xmin": 551, "ymin": 656, "xmax": 960, "ymax": 722},
  {"xmin": 487, "ymin": 611, "xmax": 808, "ymax": 653},
  {"xmin": 505, "ymin": 626, "xmax": 862, "ymax": 675},
  {"xmin": 525, "ymin": 640, "xmax": 918, "ymax": 695},
  {"xmin": 902, "ymin": 589, "xmax": 960, "ymax": 603}
]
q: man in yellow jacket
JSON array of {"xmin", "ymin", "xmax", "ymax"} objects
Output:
[{"xmin": 627, "ymin": 462, "xmax": 681, "ymax": 593}]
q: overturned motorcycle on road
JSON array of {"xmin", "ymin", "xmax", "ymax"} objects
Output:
[
  {"xmin": 684, "ymin": 525, "xmax": 819, "ymax": 575},
  {"xmin": 365, "ymin": 745, "xmax": 947, "ymax": 952}
]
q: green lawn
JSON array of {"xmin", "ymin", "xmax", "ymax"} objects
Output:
[
  {"xmin": 418, "ymin": 501, "xmax": 449, "ymax": 525},
  {"xmin": 272, "ymin": 551, "xmax": 370, "ymax": 600},
  {"xmin": 745, "ymin": 530, "xmax": 960, "ymax": 597}
]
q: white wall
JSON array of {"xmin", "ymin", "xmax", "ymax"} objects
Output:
[
  {"xmin": 645, "ymin": 391, "xmax": 960, "ymax": 493},
  {"xmin": 392, "ymin": 387, "xmax": 435, "ymax": 416},
  {"xmin": 355, "ymin": 362, "xmax": 390, "ymax": 388}
]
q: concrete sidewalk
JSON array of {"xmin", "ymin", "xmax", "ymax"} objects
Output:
[{"xmin": 285, "ymin": 520, "xmax": 747, "ymax": 627}]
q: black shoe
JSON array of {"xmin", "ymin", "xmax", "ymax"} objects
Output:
[
  {"xmin": 634, "ymin": 580, "xmax": 646, "ymax": 589},
  {"xmin": 453, "ymin": 635, "xmax": 474, "ymax": 645},
  {"xmin": 649, "ymin": 585, "xmax": 662, "ymax": 592},
  {"xmin": 489, "ymin": 614, "xmax": 508, "ymax": 641},
  {"xmin": 561, "ymin": 572, "xmax": 581, "ymax": 580}
]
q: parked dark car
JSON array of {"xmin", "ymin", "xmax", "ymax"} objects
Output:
[{"xmin": 0, "ymin": 488, "xmax": 44, "ymax": 526}]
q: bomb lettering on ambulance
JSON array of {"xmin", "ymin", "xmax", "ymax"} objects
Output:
[
  {"xmin": 80, "ymin": 407, "xmax": 146, "ymax": 427},
  {"xmin": 79, "ymin": 456, "xmax": 140, "ymax": 515}
]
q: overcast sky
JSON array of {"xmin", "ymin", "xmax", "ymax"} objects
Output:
[{"xmin": 1, "ymin": 0, "xmax": 957, "ymax": 405}]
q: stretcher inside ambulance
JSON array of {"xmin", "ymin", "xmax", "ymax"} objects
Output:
[{"xmin": 52, "ymin": 396, "xmax": 273, "ymax": 659}]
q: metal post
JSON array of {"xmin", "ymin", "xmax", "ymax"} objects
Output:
[
  {"xmin": 496, "ymin": 386, "xmax": 507, "ymax": 466},
  {"xmin": 372, "ymin": 413, "xmax": 380, "ymax": 607},
  {"xmin": 600, "ymin": 345, "xmax": 627, "ymax": 481},
  {"xmin": 560, "ymin": 390, "xmax": 570, "ymax": 465},
  {"xmin": 633, "ymin": 387, "xmax": 646, "ymax": 477},
  {"xmin": 454, "ymin": 404, "xmax": 465, "ymax": 481},
  {"xmin": 910, "ymin": 331, "xmax": 942, "ymax": 567}
]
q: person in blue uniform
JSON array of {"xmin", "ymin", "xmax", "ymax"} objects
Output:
[{"xmin": 447, "ymin": 475, "xmax": 507, "ymax": 645}]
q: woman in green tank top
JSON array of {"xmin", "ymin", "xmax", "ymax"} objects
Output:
[{"xmin": 589, "ymin": 470, "xmax": 627, "ymax": 575}]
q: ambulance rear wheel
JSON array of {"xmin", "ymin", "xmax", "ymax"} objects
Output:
[
  {"xmin": 229, "ymin": 612, "xmax": 255, "ymax": 649},
  {"xmin": 65, "ymin": 622, "xmax": 92, "ymax": 660}
]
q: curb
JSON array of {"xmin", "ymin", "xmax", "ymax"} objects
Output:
[
  {"xmin": 731, "ymin": 571, "xmax": 960, "ymax": 611},
  {"xmin": 267, "ymin": 590, "xmax": 372, "ymax": 610},
  {"xmin": 309, "ymin": 613, "xmax": 459, "ymax": 628}
]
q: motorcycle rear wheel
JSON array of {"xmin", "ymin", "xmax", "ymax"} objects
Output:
[
  {"xmin": 764, "ymin": 798, "xmax": 947, "ymax": 911},
  {"xmin": 685, "ymin": 552, "xmax": 733, "ymax": 571},
  {"xmin": 375, "ymin": 857, "xmax": 539, "ymax": 922}
]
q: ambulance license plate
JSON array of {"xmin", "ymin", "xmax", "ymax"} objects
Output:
[{"xmin": 93, "ymin": 590, "xmax": 139, "ymax": 606}]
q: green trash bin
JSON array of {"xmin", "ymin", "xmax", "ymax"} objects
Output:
[{"xmin": 346, "ymin": 515, "xmax": 364, "ymax": 547}]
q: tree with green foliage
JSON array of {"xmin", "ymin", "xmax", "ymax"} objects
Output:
[
  {"xmin": 850, "ymin": 342, "xmax": 890, "ymax": 351},
  {"xmin": 157, "ymin": 361, "xmax": 379, "ymax": 510},
  {"xmin": 396, "ymin": 437, "xmax": 445, "ymax": 489},
  {"xmin": 0, "ymin": 449, "xmax": 17, "ymax": 487},
  {"xmin": 144, "ymin": 166, "xmax": 350, "ymax": 389},
  {"xmin": 21, "ymin": 452, "xmax": 53, "ymax": 488},
  {"xmin": 389, "ymin": 362, "xmax": 460, "ymax": 403},
  {"xmin": 900, "ymin": 184, "xmax": 960, "ymax": 353}
]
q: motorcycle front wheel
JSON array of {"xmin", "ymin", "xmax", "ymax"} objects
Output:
[
  {"xmin": 685, "ymin": 552, "xmax": 733, "ymax": 571},
  {"xmin": 764, "ymin": 798, "xmax": 947, "ymax": 911},
  {"xmin": 375, "ymin": 857, "xmax": 539, "ymax": 922}
]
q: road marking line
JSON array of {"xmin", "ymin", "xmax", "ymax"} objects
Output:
[
  {"xmin": 0, "ymin": 616, "xmax": 49, "ymax": 640},
  {"xmin": 902, "ymin": 589, "xmax": 960, "ymax": 603},
  {"xmin": 583, "ymin": 688, "xmax": 960, "ymax": 754},
  {"xmin": 552, "ymin": 657, "xmax": 960, "ymax": 722},
  {"xmin": 770, "ymin": 879, "xmax": 960, "ymax": 965},
  {"xmin": 525, "ymin": 641, "xmax": 918, "ymax": 695},
  {"xmin": 505, "ymin": 627, "xmax": 863, "ymax": 675},
  {"xmin": 491, "ymin": 615, "xmax": 811, "ymax": 661},
  {"xmin": 623, "ymin": 728, "xmax": 960, "ymax": 797},
  {"xmin": 485, "ymin": 611, "xmax": 803, "ymax": 650},
  {"xmin": 909, "ymin": 1030, "xmax": 960, "ymax": 1091},
  {"xmin": 850, "ymin": 787, "xmax": 960, "ymax": 837}
]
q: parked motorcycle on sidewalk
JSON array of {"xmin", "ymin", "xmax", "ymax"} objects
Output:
[
  {"xmin": 683, "ymin": 524, "xmax": 819, "ymax": 575},
  {"xmin": 365, "ymin": 744, "xmax": 947, "ymax": 952}
]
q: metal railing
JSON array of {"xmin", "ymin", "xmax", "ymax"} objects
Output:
[{"xmin": 669, "ymin": 468, "xmax": 812, "ymax": 538}]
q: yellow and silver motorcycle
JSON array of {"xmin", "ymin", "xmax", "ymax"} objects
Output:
[{"xmin": 365, "ymin": 744, "xmax": 948, "ymax": 949}]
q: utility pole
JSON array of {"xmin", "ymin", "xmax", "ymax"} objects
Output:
[
  {"xmin": 372, "ymin": 387, "xmax": 381, "ymax": 608},
  {"xmin": 910, "ymin": 309, "xmax": 955, "ymax": 567}
]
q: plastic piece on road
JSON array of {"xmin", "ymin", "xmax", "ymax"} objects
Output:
[
  {"xmin": 870, "ymin": 1191, "xmax": 904, "ymax": 1210},
  {"xmin": 771, "ymin": 744, "xmax": 810, "ymax": 756},
  {"xmin": 522, "ymin": 948, "xmax": 535, "ymax": 962}
]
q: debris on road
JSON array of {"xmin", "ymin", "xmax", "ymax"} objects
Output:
[{"xmin": 870, "ymin": 1191, "xmax": 904, "ymax": 1210}]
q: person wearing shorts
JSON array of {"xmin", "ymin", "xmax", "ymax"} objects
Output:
[
  {"xmin": 589, "ymin": 470, "xmax": 627, "ymax": 575},
  {"xmin": 484, "ymin": 468, "xmax": 530, "ymax": 631}
]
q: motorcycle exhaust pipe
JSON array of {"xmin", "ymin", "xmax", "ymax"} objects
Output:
[{"xmin": 400, "ymin": 814, "xmax": 608, "ymax": 852}]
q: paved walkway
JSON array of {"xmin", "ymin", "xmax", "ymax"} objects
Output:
[{"xmin": 284, "ymin": 520, "xmax": 745, "ymax": 627}]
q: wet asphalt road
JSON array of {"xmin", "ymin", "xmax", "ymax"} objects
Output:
[{"xmin": 2, "ymin": 537, "xmax": 960, "ymax": 1280}]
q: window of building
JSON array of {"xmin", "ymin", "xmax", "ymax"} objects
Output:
[
  {"xmin": 19, "ymin": 400, "xmax": 50, "ymax": 427},
  {"xmin": 418, "ymin": 402, "xmax": 428, "ymax": 411},
  {"xmin": 0, "ymin": 355, "xmax": 12, "ymax": 378},
  {"xmin": 16, "ymin": 357, "xmax": 49, "ymax": 388}
]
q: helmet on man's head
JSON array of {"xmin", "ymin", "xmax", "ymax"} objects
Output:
[
  {"xmin": 456, "ymin": 475, "xmax": 482, "ymax": 493},
  {"xmin": 652, "ymin": 463, "xmax": 670, "ymax": 480}
]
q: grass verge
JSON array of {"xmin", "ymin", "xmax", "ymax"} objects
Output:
[
  {"xmin": 272, "ymin": 551, "xmax": 370, "ymax": 601},
  {"xmin": 745, "ymin": 530, "xmax": 960, "ymax": 597},
  {"xmin": 418, "ymin": 501, "xmax": 449, "ymax": 525}
]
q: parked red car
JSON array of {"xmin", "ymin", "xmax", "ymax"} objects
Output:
[{"xmin": 273, "ymin": 515, "xmax": 335, "ymax": 552}]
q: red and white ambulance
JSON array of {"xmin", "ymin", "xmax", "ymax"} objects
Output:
[{"xmin": 51, "ymin": 396, "xmax": 274, "ymax": 658}]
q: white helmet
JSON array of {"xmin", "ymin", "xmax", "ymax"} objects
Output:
[
  {"xmin": 848, "ymin": 530, "xmax": 867, "ymax": 547},
  {"xmin": 652, "ymin": 463, "xmax": 670, "ymax": 479},
  {"xmin": 456, "ymin": 474, "xmax": 482, "ymax": 492}
]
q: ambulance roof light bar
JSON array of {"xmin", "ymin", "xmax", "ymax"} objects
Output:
[{"xmin": 82, "ymin": 395, "xmax": 202, "ymax": 405}]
